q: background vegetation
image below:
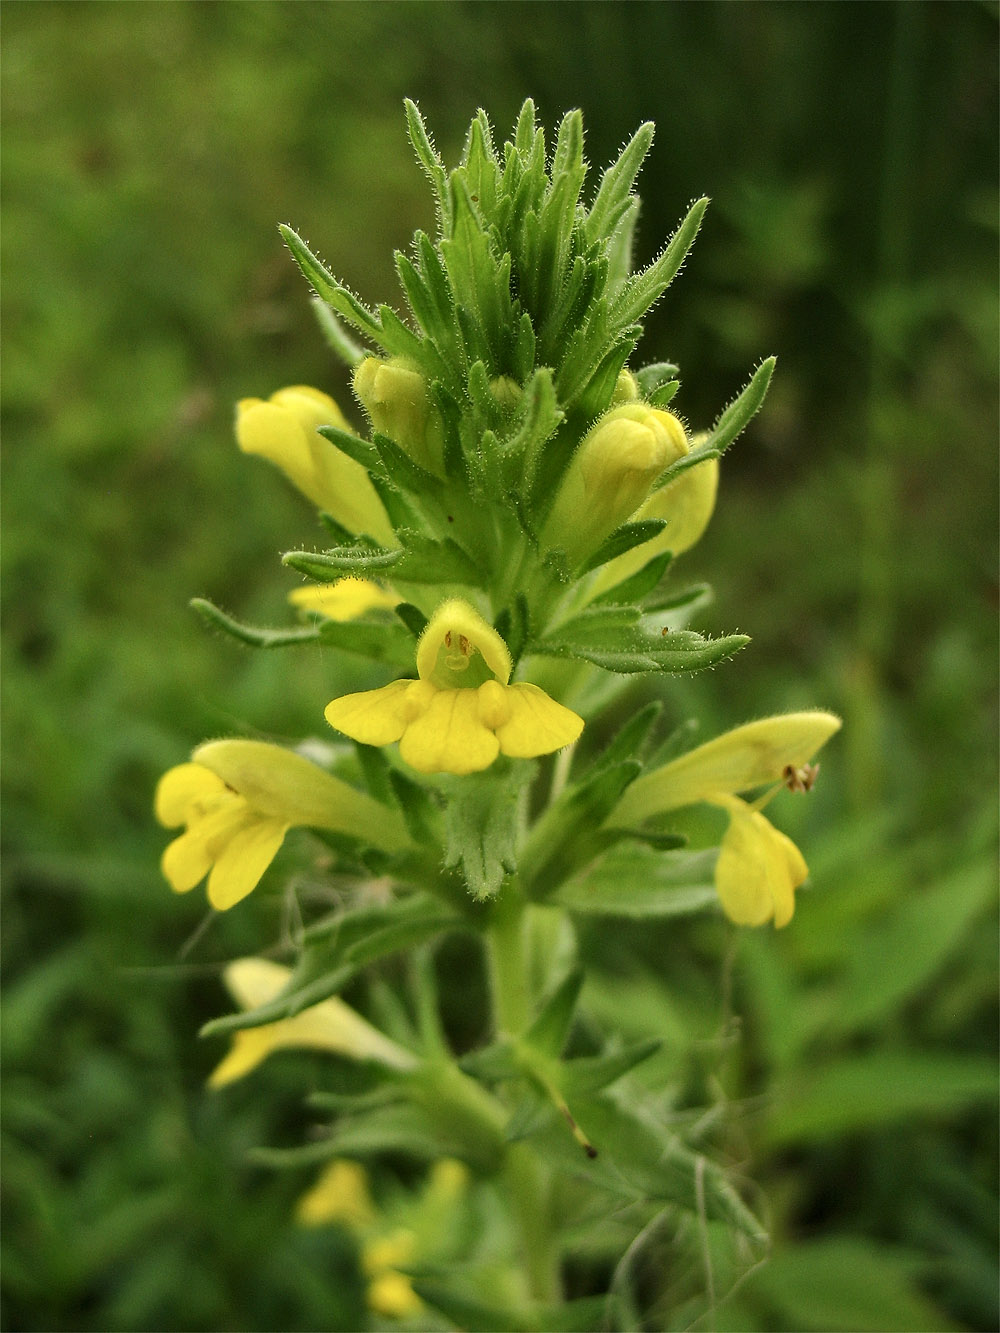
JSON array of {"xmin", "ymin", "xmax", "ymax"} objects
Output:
[{"xmin": 3, "ymin": 2, "xmax": 996, "ymax": 1329}]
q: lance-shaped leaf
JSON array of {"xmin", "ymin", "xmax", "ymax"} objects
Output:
[
  {"xmin": 635, "ymin": 360, "xmax": 680, "ymax": 395},
  {"xmin": 190, "ymin": 598, "xmax": 321, "ymax": 649},
  {"xmin": 280, "ymin": 224, "xmax": 383, "ymax": 345},
  {"xmin": 535, "ymin": 609, "xmax": 749, "ymax": 674},
  {"xmin": 283, "ymin": 544, "xmax": 401, "ymax": 581},
  {"xmin": 200, "ymin": 895, "xmax": 460, "ymax": 1038},
  {"xmin": 704, "ymin": 356, "xmax": 776, "ymax": 455},
  {"xmin": 554, "ymin": 845, "xmax": 719, "ymax": 918},
  {"xmin": 524, "ymin": 969, "xmax": 584, "ymax": 1059},
  {"xmin": 583, "ymin": 122, "xmax": 655, "ymax": 248},
  {"xmin": 405, "ymin": 98, "xmax": 450, "ymax": 232},
  {"xmin": 591, "ymin": 550, "xmax": 674, "ymax": 605},
  {"xmin": 609, "ymin": 197, "xmax": 709, "ymax": 328},
  {"xmin": 581, "ymin": 519, "xmax": 668, "ymax": 574},
  {"xmin": 560, "ymin": 1039, "xmax": 662, "ymax": 1096},
  {"xmin": 310, "ymin": 297, "xmax": 366, "ymax": 368}
]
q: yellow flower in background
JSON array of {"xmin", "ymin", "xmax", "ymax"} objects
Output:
[
  {"xmin": 325, "ymin": 598, "xmax": 583, "ymax": 775},
  {"xmin": 235, "ymin": 385, "xmax": 395, "ymax": 543},
  {"xmin": 296, "ymin": 1159, "xmax": 375, "ymax": 1229},
  {"xmin": 155, "ymin": 739, "xmax": 409, "ymax": 910},
  {"xmin": 209, "ymin": 957, "xmax": 417, "ymax": 1087},
  {"xmin": 606, "ymin": 711, "xmax": 841, "ymax": 928},
  {"xmin": 297, "ymin": 1157, "xmax": 471, "ymax": 1319},
  {"xmin": 288, "ymin": 577, "xmax": 398, "ymax": 621},
  {"xmin": 363, "ymin": 1231, "xmax": 421, "ymax": 1318}
]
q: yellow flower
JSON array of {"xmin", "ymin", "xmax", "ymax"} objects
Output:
[
  {"xmin": 288, "ymin": 577, "xmax": 398, "ymax": 621},
  {"xmin": 296, "ymin": 1159, "xmax": 375, "ymax": 1229},
  {"xmin": 325, "ymin": 598, "xmax": 583, "ymax": 775},
  {"xmin": 209, "ymin": 958, "xmax": 418, "ymax": 1088},
  {"xmin": 363, "ymin": 1232, "xmax": 422, "ymax": 1318},
  {"xmin": 606, "ymin": 712, "xmax": 841, "ymax": 928},
  {"xmin": 541, "ymin": 404, "xmax": 689, "ymax": 565},
  {"xmin": 155, "ymin": 739, "xmax": 409, "ymax": 910},
  {"xmin": 235, "ymin": 385, "xmax": 394, "ymax": 543}
]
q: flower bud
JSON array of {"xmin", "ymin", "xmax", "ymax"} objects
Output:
[
  {"xmin": 541, "ymin": 404, "xmax": 689, "ymax": 565},
  {"xmin": 610, "ymin": 368, "xmax": 640, "ymax": 405},
  {"xmin": 590, "ymin": 453, "xmax": 719, "ymax": 595},
  {"xmin": 489, "ymin": 375, "xmax": 523, "ymax": 412},
  {"xmin": 353, "ymin": 357, "xmax": 444, "ymax": 475}
]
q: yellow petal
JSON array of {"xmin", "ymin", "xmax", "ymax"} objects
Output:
[
  {"xmin": 296, "ymin": 1160, "xmax": 376, "ymax": 1229},
  {"xmin": 590, "ymin": 454, "xmax": 719, "ymax": 596},
  {"xmin": 367, "ymin": 1270, "xmax": 422, "ymax": 1318},
  {"xmin": 205, "ymin": 816, "xmax": 287, "ymax": 911},
  {"xmin": 236, "ymin": 399, "xmax": 316, "ymax": 497},
  {"xmin": 213, "ymin": 960, "xmax": 416, "ymax": 1079},
  {"xmin": 207, "ymin": 1027, "xmax": 279, "ymax": 1087},
  {"xmin": 714, "ymin": 799, "xmax": 808, "ymax": 928},
  {"xmin": 399, "ymin": 688, "xmax": 500, "ymax": 775},
  {"xmin": 154, "ymin": 762, "xmax": 227, "ymax": 828},
  {"xmin": 237, "ymin": 389, "xmax": 393, "ymax": 541},
  {"xmin": 324, "ymin": 678, "xmax": 417, "ymax": 746},
  {"xmin": 269, "ymin": 385, "xmax": 348, "ymax": 433},
  {"xmin": 289, "ymin": 578, "xmax": 398, "ymax": 620},
  {"xmin": 608, "ymin": 711, "xmax": 842, "ymax": 826},
  {"xmin": 160, "ymin": 797, "xmax": 248, "ymax": 893},
  {"xmin": 494, "ymin": 683, "xmax": 584, "ymax": 758},
  {"xmin": 161, "ymin": 829, "xmax": 213, "ymax": 894},
  {"xmin": 273, "ymin": 999, "xmax": 418, "ymax": 1070}
]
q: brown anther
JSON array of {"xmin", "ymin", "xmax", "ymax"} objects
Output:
[
  {"xmin": 458, "ymin": 634, "xmax": 471, "ymax": 656},
  {"xmin": 783, "ymin": 762, "xmax": 819, "ymax": 793},
  {"xmin": 444, "ymin": 631, "xmax": 452, "ymax": 648}
]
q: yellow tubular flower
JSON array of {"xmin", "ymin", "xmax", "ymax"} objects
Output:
[
  {"xmin": 609, "ymin": 712, "xmax": 842, "ymax": 827},
  {"xmin": 209, "ymin": 958, "xmax": 418, "ymax": 1087},
  {"xmin": 605, "ymin": 712, "xmax": 841, "ymax": 928},
  {"xmin": 235, "ymin": 385, "xmax": 395, "ymax": 544},
  {"xmin": 155, "ymin": 740, "xmax": 409, "ymax": 910},
  {"xmin": 288, "ymin": 577, "xmax": 398, "ymax": 621},
  {"xmin": 541, "ymin": 404, "xmax": 689, "ymax": 566},
  {"xmin": 325, "ymin": 599, "xmax": 583, "ymax": 776}
]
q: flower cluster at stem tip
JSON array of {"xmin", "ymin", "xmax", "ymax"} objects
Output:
[{"xmin": 156, "ymin": 100, "xmax": 841, "ymax": 945}]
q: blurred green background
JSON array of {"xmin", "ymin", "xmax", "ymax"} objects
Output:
[{"xmin": 2, "ymin": 2, "xmax": 996, "ymax": 1329}]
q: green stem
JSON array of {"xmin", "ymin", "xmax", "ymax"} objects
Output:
[
  {"xmin": 485, "ymin": 881, "xmax": 562, "ymax": 1304},
  {"xmin": 486, "ymin": 880, "xmax": 531, "ymax": 1035}
]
